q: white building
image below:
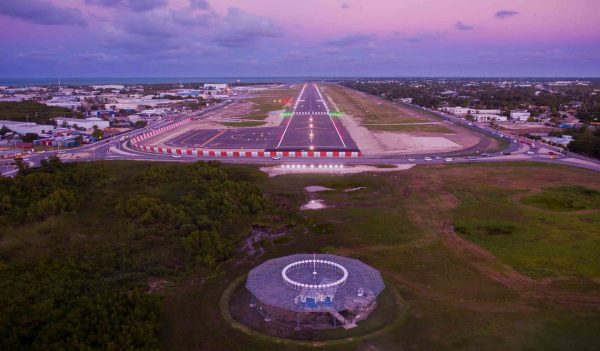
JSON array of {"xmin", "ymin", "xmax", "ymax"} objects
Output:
[
  {"xmin": 110, "ymin": 98, "xmax": 173, "ymax": 110},
  {"xmin": 442, "ymin": 107, "xmax": 502, "ymax": 116},
  {"xmin": 510, "ymin": 109, "xmax": 531, "ymax": 122},
  {"xmin": 542, "ymin": 135, "xmax": 573, "ymax": 146},
  {"xmin": 203, "ymin": 84, "xmax": 228, "ymax": 91},
  {"xmin": 471, "ymin": 114, "xmax": 508, "ymax": 122},
  {"xmin": 0, "ymin": 120, "xmax": 55, "ymax": 136},
  {"xmin": 92, "ymin": 85, "xmax": 125, "ymax": 90},
  {"xmin": 54, "ymin": 117, "xmax": 109, "ymax": 129},
  {"xmin": 46, "ymin": 101, "xmax": 81, "ymax": 110}
]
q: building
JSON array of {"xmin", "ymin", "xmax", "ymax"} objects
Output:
[
  {"xmin": 54, "ymin": 117, "xmax": 109, "ymax": 130},
  {"xmin": 510, "ymin": 109, "xmax": 531, "ymax": 122},
  {"xmin": 441, "ymin": 106, "xmax": 502, "ymax": 116},
  {"xmin": 471, "ymin": 114, "xmax": 508, "ymax": 122},
  {"xmin": 0, "ymin": 120, "xmax": 55, "ymax": 136},
  {"xmin": 92, "ymin": 85, "xmax": 125, "ymax": 90},
  {"xmin": 203, "ymin": 83, "xmax": 228, "ymax": 91},
  {"xmin": 246, "ymin": 254, "xmax": 384, "ymax": 329},
  {"xmin": 542, "ymin": 135, "xmax": 573, "ymax": 146}
]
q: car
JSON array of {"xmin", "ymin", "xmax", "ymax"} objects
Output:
[
  {"xmin": 466, "ymin": 156, "xmax": 478, "ymax": 160},
  {"xmin": 480, "ymin": 153, "xmax": 490, "ymax": 157},
  {"xmin": 445, "ymin": 157, "xmax": 453, "ymax": 162},
  {"xmin": 408, "ymin": 158, "xmax": 416, "ymax": 161},
  {"xmin": 272, "ymin": 156, "xmax": 281, "ymax": 160},
  {"xmin": 434, "ymin": 156, "xmax": 442, "ymax": 160},
  {"xmin": 172, "ymin": 154, "xmax": 181, "ymax": 158},
  {"xmin": 424, "ymin": 157, "xmax": 432, "ymax": 161},
  {"xmin": 526, "ymin": 151, "xmax": 535, "ymax": 155}
]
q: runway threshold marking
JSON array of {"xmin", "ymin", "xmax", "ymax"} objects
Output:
[
  {"xmin": 276, "ymin": 83, "xmax": 307, "ymax": 148},
  {"xmin": 199, "ymin": 130, "xmax": 227, "ymax": 148},
  {"xmin": 315, "ymin": 84, "xmax": 347, "ymax": 148}
]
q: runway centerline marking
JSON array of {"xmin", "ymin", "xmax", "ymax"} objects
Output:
[{"xmin": 315, "ymin": 84, "xmax": 347, "ymax": 148}]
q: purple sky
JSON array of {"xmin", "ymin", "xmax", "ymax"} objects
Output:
[{"xmin": 1, "ymin": 0, "xmax": 599, "ymax": 77}]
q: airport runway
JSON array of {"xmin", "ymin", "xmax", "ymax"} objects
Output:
[
  {"xmin": 271, "ymin": 83, "xmax": 358, "ymax": 152},
  {"xmin": 160, "ymin": 83, "xmax": 358, "ymax": 152}
]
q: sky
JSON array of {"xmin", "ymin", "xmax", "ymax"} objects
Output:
[{"xmin": 1, "ymin": 0, "xmax": 599, "ymax": 78}]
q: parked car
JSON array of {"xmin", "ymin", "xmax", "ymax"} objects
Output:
[
  {"xmin": 445, "ymin": 157, "xmax": 453, "ymax": 162},
  {"xmin": 424, "ymin": 157, "xmax": 432, "ymax": 161}
]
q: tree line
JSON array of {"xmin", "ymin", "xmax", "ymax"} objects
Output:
[{"xmin": 0, "ymin": 158, "xmax": 271, "ymax": 349}]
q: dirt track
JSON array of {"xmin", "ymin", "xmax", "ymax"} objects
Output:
[{"xmin": 443, "ymin": 224, "xmax": 600, "ymax": 310}]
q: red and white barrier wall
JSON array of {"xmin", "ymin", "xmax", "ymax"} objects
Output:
[{"xmin": 130, "ymin": 119, "xmax": 361, "ymax": 158}]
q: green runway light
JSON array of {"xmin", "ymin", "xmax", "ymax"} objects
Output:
[{"xmin": 329, "ymin": 111, "xmax": 343, "ymax": 117}]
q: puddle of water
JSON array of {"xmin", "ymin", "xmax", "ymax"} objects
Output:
[
  {"xmin": 345, "ymin": 187, "xmax": 366, "ymax": 192},
  {"xmin": 301, "ymin": 199, "xmax": 327, "ymax": 210},
  {"xmin": 305, "ymin": 186, "xmax": 333, "ymax": 193}
]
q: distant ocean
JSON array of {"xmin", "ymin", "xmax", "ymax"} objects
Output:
[
  {"xmin": 0, "ymin": 77, "xmax": 349, "ymax": 86},
  {"xmin": 1, "ymin": 76, "xmax": 597, "ymax": 86}
]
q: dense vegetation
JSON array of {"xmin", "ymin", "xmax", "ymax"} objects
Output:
[
  {"xmin": 0, "ymin": 158, "xmax": 271, "ymax": 350},
  {"xmin": 341, "ymin": 80, "xmax": 600, "ymax": 118},
  {"xmin": 0, "ymin": 101, "xmax": 80, "ymax": 124},
  {"xmin": 564, "ymin": 127, "xmax": 600, "ymax": 159}
]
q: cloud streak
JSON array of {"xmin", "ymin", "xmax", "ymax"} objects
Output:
[
  {"xmin": 495, "ymin": 9, "xmax": 519, "ymax": 19},
  {"xmin": 0, "ymin": 1, "xmax": 87, "ymax": 26},
  {"xmin": 84, "ymin": 0, "xmax": 168, "ymax": 12},
  {"xmin": 324, "ymin": 33, "xmax": 374, "ymax": 47},
  {"xmin": 454, "ymin": 21, "xmax": 473, "ymax": 30},
  {"xmin": 213, "ymin": 7, "xmax": 280, "ymax": 48}
]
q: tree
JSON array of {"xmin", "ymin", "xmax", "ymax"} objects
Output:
[
  {"xmin": 14, "ymin": 157, "xmax": 30, "ymax": 176},
  {"xmin": 134, "ymin": 120, "xmax": 147, "ymax": 128},
  {"xmin": 22, "ymin": 133, "xmax": 39, "ymax": 143},
  {"xmin": 91, "ymin": 126, "xmax": 104, "ymax": 140}
]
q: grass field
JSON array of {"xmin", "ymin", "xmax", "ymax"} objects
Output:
[
  {"xmin": 320, "ymin": 84, "xmax": 438, "ymax": 129},
  {"xmin": 243, "ymin": 87, "xmax": 301, "ymax": 120},
  {"xmin": 3, "ymin": 160, "xmax": 599, "ymax": 350},
  {"xmin": 160, "ymin": 162, "xmax": 600, "ymax": 351},
  {"xmin": 361, "ymin": 123, "xmax": 454, "ymax": 133},
  {"xmin": 221, "ymin": 121, "xmax": 267, "ymax": 127}
]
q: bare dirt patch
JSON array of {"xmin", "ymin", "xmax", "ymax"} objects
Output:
[{"xmin": 260, "ymin": 164, "xmax": 415, "ymax": 177}]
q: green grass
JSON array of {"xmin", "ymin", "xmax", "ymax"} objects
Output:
[
  {"xmin": 163, "ymin": 163, "xmax": 600, "ymax": 350},
  {"xmin": 242, "ymin": 88, "xmax": 300, "ymax": 120},
  {"xmin": 522, "ymin": 186, "xmax": 600, "ymax": 211},
  {"xmin": 4, "ymin": 160, "xmax": 600, "ymax": 350},
  {"xmin": 452, "ymin": 183, "xmax": 600, "ymax": 279},
  {"xmin": 362, "ymin": 123, "xmax": 454, "ymax": 133},
  {"xmin": 321, "ymin": 84, "xmax": 433, "ymax": 125},
  {"xmin": 221, "ymin": 121, "xmax": 267, "ymax": 127}
]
